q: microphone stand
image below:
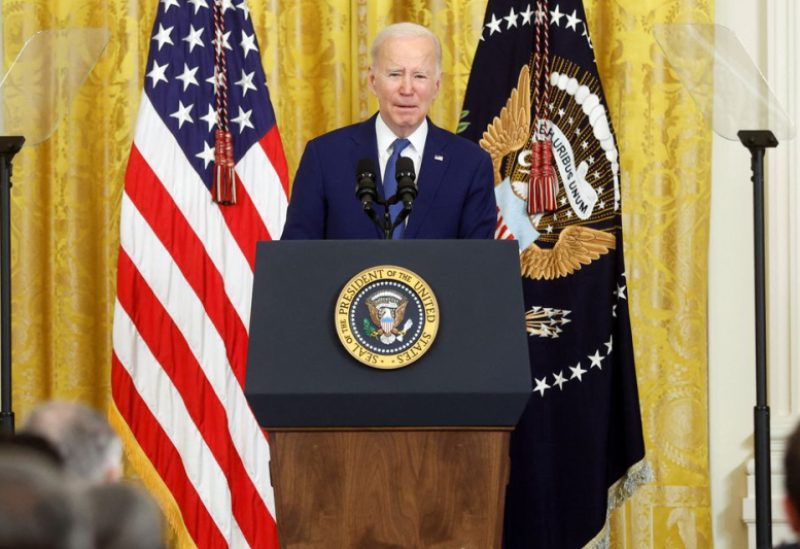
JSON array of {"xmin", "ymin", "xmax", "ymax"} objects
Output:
[
  {"xmin": 382, "ymin": 198, "xmax": 392, "ymax": 240},
  {"xmin": 738, "ymin": 129, "xmax": 778, "ymax": 549},
  {"xmin": 360, "ymin": 194, "xmax": 412, "ymax": 240},
  {"xmin": 359, "ymin": 195, "xmax": 392, "ymax": 240},
  {"xmin": 0, "ymin": 136, "xmax": 24, "ymax": 436},
  {"xmin": 360, "ymin": 198, "xmax": 386, "ymax": 239},
  {"xmin": 356, "ymin": 159, "xmax": 416, "ymax": 240}
]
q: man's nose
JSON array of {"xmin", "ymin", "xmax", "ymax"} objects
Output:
[{"xmin": 399, "ymin": 75, "xmax": 413, "ymax": 94}]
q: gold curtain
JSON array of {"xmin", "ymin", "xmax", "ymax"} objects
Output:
[
  {"xmin": 3, "ymin": 0, "xmax": 712, "ymax": 546},
  {"xmin": 585, "ymin": 1, "xmax": 714, "ymax": 545}
]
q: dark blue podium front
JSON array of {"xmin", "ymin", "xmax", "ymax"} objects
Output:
[{"xmin": 244, "ymin": 239, "xmax": 531, "ymax": 428}]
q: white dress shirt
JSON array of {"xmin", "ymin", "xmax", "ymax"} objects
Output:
[{"xmin": 375, "ymin": 114, "xmax": 427, "ymax": 184}]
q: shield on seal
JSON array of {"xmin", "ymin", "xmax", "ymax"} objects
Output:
[
  {"xmin": 380, "ymin": 308, "xmax": 394, "ymax": 334},
  {"xmin": 367, "ymin": 290, "xmax": 406, "ymax": 338}
]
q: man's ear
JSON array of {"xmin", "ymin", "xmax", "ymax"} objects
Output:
[
  {"xmin": 785, "ymin": 496, "xmax": 800, "ymax": 534},
  {"xmin": 367, "ymin": 68, "xmax": 377, "ymax": 96}
]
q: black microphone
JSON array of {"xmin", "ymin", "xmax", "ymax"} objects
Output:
[
  {"xmin": 355, "ymin": 158, "xmax": 378, "ymax": 210},
  {"xmin": 394, "ymin": 156, "xmax": 417, "ymax": 209}
]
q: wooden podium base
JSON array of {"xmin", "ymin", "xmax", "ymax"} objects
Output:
[{"xmin": 268, "ymin": 430, "xmax": 510, "ymax": 549}]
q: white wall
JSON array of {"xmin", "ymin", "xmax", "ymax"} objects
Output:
[
  {"xmin": 708, "ymin": 5, "xmax": 761, "ymax": 548},
  {"xmin": 709, "ymin": 1, "xmax": 799, "ymax": 547}
]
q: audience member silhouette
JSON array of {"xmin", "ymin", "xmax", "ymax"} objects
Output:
[
  {"xmin": 22, "ymin": 400, "xmax": 122, "ymax": 485},
  {"xmin": 0, "ymin": 448, "xmax": 91, "ymax": 549}
]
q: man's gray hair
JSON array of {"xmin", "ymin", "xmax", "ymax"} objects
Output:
[
  {"xmin": 23, "ymin": 401, "xmax": 122, "ymax": 485},
  {"xmin": 370, "ymin": 22, "xmax": 442, "ymax": 77}
]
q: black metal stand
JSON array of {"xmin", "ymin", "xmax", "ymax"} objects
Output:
[
  {"xmin": 0, "ymin": 136, "xmax": 24, "ymax": 436},
  {"xmin": 738, "ymin": 129, "xmax": 778, "ymax": 549},
  {"xmin": 382, "ymin": 203, "xmax": 392, "ymax": 240},
  {"xmin": 362, "ymin": 194, "xmax": 411, "ymax": 240}
]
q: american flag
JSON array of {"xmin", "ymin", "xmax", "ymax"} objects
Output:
[{"xmin": 111, "ymin": 0, "xmax": 288, "ymax": 546}]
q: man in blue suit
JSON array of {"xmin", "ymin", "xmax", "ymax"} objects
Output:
[{"xmin": 281, "ymin": 22, "xmax": 497, "ymax": 240}]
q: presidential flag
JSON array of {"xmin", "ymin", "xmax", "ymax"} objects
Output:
[
  {"xmin": 111, "ymin": 0, "xmax": 288, "ymax": 546},
  {"xmin": 459, "ymin": 1, "xmax": 649, "ymax": 547}
]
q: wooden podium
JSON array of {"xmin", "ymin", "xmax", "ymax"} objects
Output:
[
  {"xmin": 268, "ymin": 430, "xmax": 509, "ymax": 548},
  {"xmin": 246, "ymin": 241, "xmax": 531, "ymax": 548}
]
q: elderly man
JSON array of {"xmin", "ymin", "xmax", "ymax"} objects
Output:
[{"xmin": 281, "ymin": 22, "xmax": 496, "ymax": 240}]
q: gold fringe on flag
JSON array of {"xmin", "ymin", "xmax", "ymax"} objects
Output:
[{"xmin": 108, "ymin": 401, "xmax": 198, "ymax": 549}]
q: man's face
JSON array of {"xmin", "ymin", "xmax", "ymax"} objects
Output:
[{"xmin": 368, "ymin": 35, "xmax": 441, "ymax": 138}]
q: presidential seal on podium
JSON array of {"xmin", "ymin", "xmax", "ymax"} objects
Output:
[{"xmin": 334, "ymin": 265, "xmax": 439, "ymax": 369}]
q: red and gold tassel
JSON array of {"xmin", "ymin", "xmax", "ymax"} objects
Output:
[
  {"xmin": 212, "ymin": 129, "xmax": 236, "ymax": 205},
  {"xmin": 211, "ymin": 0, "xmax": 236, "ymax": 205},
  {"xmin": 528, "ymin": 0, "xmax": 557, "ymax": 215},
  {"xmin": 528, "ymin": 139, "xmax": 558, "ymax": 214}
]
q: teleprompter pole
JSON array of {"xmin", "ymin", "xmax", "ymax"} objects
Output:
[
  {"xmin": 0, "ymin": 136, "xmax": 24, "ymax": 436},
  {"xmin": 738, "ymin": 129, "xmax": 778, "ymax": 549}
]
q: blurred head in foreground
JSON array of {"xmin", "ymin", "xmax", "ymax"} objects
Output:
[
  {"xmin": 22, "ymin": 400, "xmax": 122, "ymax": 485},
  {"xmin": 86, "ymin": 481, "xmax": 166, "ymax": 549},
  {"xmin": 0, "ymin": 448, "xmax": 91, "ymax": 549}
]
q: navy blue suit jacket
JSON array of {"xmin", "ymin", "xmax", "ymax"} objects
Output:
[{"xmin": 281, "ymin": 115, "xmax": 497, "ymax": 239}]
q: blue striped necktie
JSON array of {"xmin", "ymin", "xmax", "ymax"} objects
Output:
[{"xmin": 383, "ymin": 138, "xmax": 411, "ymax": 239}]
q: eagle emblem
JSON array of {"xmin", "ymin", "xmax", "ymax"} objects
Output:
[
  {"xmin": 365, "ymin": 290, "xmax": 413, "ymax": 345},
  {"xmin": 335, "ymin": 266, "xmax": 439, "ymax": 369},
  {"xmin": 479, "ymin": 62, "xmax": 619, "ymax": 280}
]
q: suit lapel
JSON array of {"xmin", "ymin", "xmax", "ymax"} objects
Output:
[
  {"xmin": 350, "ymin": 114, "xmax": 384, "ymax": 195},
  {"xmin": 350, "ymin": 115, "xmax": 384, "ymax": 239},
  {"xmin": 405, "ymin": 121, "xmax": 450, "ymax": 238}
]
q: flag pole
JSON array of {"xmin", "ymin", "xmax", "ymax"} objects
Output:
[
  {"xmin": 738, "ymin": 129, "xmax": 778, "ymax": 549},
  {"xmin": 0, "ymin": 135, "xmax": 24, "ymax": 436}
]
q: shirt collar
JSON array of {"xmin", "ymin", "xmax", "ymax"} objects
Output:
[{"xmin": 375, "ymin": 114, "xmax": 428, "ymax": 156}]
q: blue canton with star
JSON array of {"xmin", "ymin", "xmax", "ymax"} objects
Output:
[
  {"xmin": 479, "ymin": 2, "xmax": 594, "ymax": 60},
  {"xmin": 145, "ymin": 0, "xmax": 277, "ymax": 189}
]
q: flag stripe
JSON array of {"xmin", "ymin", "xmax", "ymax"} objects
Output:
[
  {"xmin": 239, "ymin": 126, "xmax": 289, "ymax": 238},
  {"xmin": 118, "ymin": 193, "xmax": 277, "ymax": 521},
  {"xmin": 218, "ymin": 172, "xmax": 270, "ymax": 270},
  {"xmin": 232, "ymin": 150, "xmax": 280, "ymax": 253},
  {"xmin": 125, "ymin": 147, "xmax": 250, "ymax": 372},
  {"xmin": 112, "ymin": 355, "xmax": 228, "ymax": 549},
  {"xmin": 132, "ymin": 94, "xmax": 254, "ymax": 329},
  {"xmin": 259, "ymin": 125, "xmax": 291, "ymax": 198},
  {"xmin": 115, "ymin": 249, "xmax": 277, "ymax": 547},
  {"xmin": 113, "ymin": 302, "xmax": 244, "ymax": 545},
  {"xmin": 495, "ymin": 213, "xmax": 515, "ymax": 240}
]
